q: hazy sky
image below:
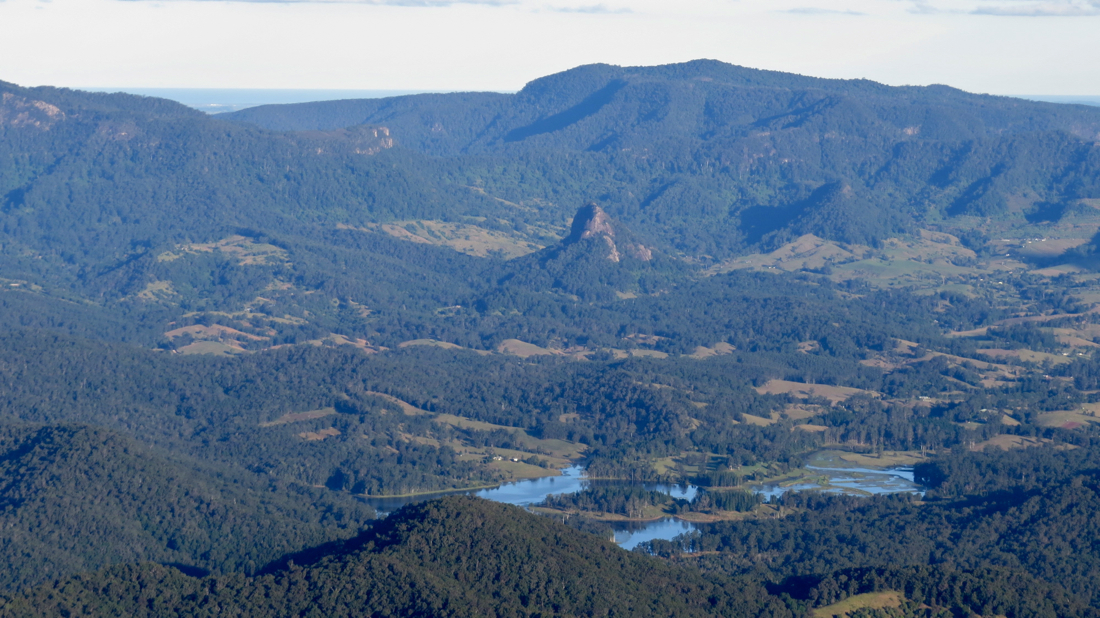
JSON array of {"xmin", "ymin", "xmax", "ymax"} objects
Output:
[{"xmin": 1, "ymin": 0, "xmax": 1097, "ymax": 95}]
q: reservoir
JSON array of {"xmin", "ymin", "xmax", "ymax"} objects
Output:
[{"xmin": 363, "ymin": 457, "xmax": 923, "ymax": 550}]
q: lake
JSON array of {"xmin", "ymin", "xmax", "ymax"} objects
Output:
[{"xmin": 363, "ymin": 458, "xmax": 924, "ymax": 550}]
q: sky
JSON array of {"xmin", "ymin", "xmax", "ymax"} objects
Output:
[{"xmin": 0, "ymin": 0, "xmax": 1098, "ymax": 95}]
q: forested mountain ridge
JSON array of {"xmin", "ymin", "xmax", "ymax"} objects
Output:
[
  {"xmin": 8, "ymin": 59, "xmax": 1100, "ymax": 285},
  {"xmin": 0, "ymin": 497, "xmax": 794, "ymax": 618},
  {"xmin": 3, "ymin": 496, "xmax": 1095, "ymax": 618},
  {"xmin": 227, "ymin": 60, "xmax": 1100, "ymax": 149},
  {"xmin": 226, "ymin": 60, "xmax": 1100, "ymax": 252},
  {"xmin": 0, "ymin": 421, "xmax": 375, "ymax": 591},
  {"xmin": 2, "ymin": 63, "xmax": 1099, "ymax": 356},
  {"xmin": 0, "ymin": 78, "xmax": 510, "ymax": 281}
]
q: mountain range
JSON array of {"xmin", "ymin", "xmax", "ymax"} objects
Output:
[
  {"xmin": 226, "ymin": 60, "xmax": 1100, "ymax": 252},
  {"xmin": 4, "ymin": 59, "xmax": 1099, "ymax": 352}
]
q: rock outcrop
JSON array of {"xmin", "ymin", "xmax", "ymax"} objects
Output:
[
  {"xmin": 565, "ymin": 203, "xmax": 616, "ymax": 243},
  {"xmin": 563, "ymin": 203, "xmax": 650, "ymax": 262},
  {"xmin": 0, "ymin": 93, "xmax": 65, "ymax": 130}
]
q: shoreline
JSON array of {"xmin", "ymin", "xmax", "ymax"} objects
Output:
[
  {"xmin": 357, "ymin": 483, "xmax": 501, "ymax": 500},
  {"xmin": 531, "ymin": 505, "xmax": 762, "ymax": 524},
  {"xmin": 358, "ymin": 464, "xmax": 575, "ymax": 500}
]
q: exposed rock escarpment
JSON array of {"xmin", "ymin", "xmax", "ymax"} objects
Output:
[
  {"xmin": 565, "ymin": 203, "xmax": 616, "ymax": 243},
  {"xmin": 0, "ymin": 93, "xmax": 65, "ymax": 130},
  {"xmin": 564, "ymin": 203, "xmax": 651, "ymax": 262}
]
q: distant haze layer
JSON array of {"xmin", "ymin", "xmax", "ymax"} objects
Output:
[
  {"xmin": 1017, "ymin": 95, "xmax": 1100, "ymax": 107},
  {"xmin": 84, "ymin": 88, "xmax": 450, "ymax": 114},
  {"xmin": 90, "ymin": 87, "xmax": 1100, "ymax": 115}
]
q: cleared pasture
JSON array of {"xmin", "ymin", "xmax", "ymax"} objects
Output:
[
  {"xmin": 1034, "ymin": 410, "xmax": 1100, "ymax": 429},
  {"xmin": 176, "ymin": 341, "xmax": 244, "ymax": 356},
  {"xmin": 497, "ymin": 339, "xmax": 561, "ymax": 357},
  {"xmin": 755, "ymin": 380, "xmax": 875, "ymax": 404},
  {"xmin": 813, "ymin": 591, "xmax": 904, "ymax": 617},
  {"xmin": 353, "ymin": 219, "xmax": 545, "ymax": 259},
  {"xmin": 969, "ymin": 435, "xmax": 1048, "ymax": 451},
  {"xmin": 364, "ymin": 391, "xmax": 431, "ymax": 416},
  {"xmin": 259, "ymin": 407, "xmax": 337, "ymax": 427}
]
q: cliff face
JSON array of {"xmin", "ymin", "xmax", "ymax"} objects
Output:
[
  {"xmin": 566, "ymin": 203, "xmax": 616, "ymax": 243},
  {"xmin": 0, "ymin": 92, "xmax": 65, "ymax": 130},
  {"xmin": 296, "ymin": 125, "xmax": 395, "ymax": 157},
  {"xmin": 564, "ymin": 203, "xmax": 651, "ymax": 262}
]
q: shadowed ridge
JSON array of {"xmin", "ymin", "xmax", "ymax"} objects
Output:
[
  {"xmin": 262, "ymin": 495, "xmax": 621, "ymax": 575},
  {"xmin": 3, "ymin": 495, "xmax": 796, "ymax": 618},
  {"xmin": 0, "ymin": 421, "xmax": 375, "ymax": 591}
]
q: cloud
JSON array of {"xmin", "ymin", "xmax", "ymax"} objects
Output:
[
  {"xmin": 781, "ymin": 7, "xmax": 865, "ymax": 14},
  {"xmin": 118, "ymin": 0, "xmax": 516, "ymax": 5},
  {"xmin": 901, "ymin": 0, "xmax": 1100, "ymax": 15},
  {"xmin": 547, "ymin": 3, "xmax": 631, "ymax": 12},
  {"xmin": 906, "ymin": 0, "xmax": 945, "ymax": 13},
  {"xmin": 971, "ymin": 0, "xmax": 1100, "ymax": 15}
]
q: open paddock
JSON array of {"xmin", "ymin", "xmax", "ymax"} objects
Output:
[
  {"xmin": 1035, "ymin": 410, "xmax": 1100, "ymax": 429},
  {"xmin": 969, "ymin": 435, "xmax": 1049, "ymax": 451},
  {"xmin": 814, "ymin": 591, "xmax": 904, "ymax": 617},
  {"xmin": 259, "ymin": 407, "xmax": 336, "ymax": 427},
  {"xmin": 755, "ymin": 380, "xmax": 876, "ymax": 404},
  {"xmin": 364, "ymin": 392, "xmax": 431, "ymax": 415}
]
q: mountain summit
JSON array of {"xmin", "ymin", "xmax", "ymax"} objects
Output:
[
  {"xmin": 565, "ymin": 203, "xmax": 616, "ymax": 243},
  {"xmin": 564, "ymin": 203, "xmax": 652, "ymax": 262},
  {"xmin": 474, "ymin": 203, "xmax": 671, "ymax": 305},
  {"xmin": 223, "ymin": 60, "xmax": 1100, "ymax": 254}
]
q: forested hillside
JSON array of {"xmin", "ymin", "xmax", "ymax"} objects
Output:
[
  {"xmin": 228, "ymin": 60, "xmax": 1100, "ymax": 253},
  {"xmin": 644, "ymin": 441, "xmax": 1100, "ymax": 610},
  {"xmin": 0, "ymin": 497, "xmax": 794, "ymax": 618},
  {"xmin": 4, "ymin": 497, "xmax": 1094, "ymax": 618},
  {"xmin": 0, "ymin": 422, "xmax": 374, "ymax": 591}
]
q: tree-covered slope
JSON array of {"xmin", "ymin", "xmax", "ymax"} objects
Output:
[
  {"xmin": 3, "ymin": 495, "xmax": 1094, "ymax": 618},
  {"xmin": 0, "ymin": 496, "xmax": 794, "ymax": 618},
  {"xmin": 227, "ymin": 60, "xmax": 1100, "ymax": 149},
  {"xmin": 0, "ymin": 422, "xmax": 375, "ymax": 591},
  {"xmin": 0, "ymin": 79, "xmax": 510, "ymax": 279},
  {"xmin": 226, "ymin": 60, "xmax": 1100, "ymax": 253},
  {"xmin": 3, "ymin": 63, "xmax": 1097, "ymax": 354},
  {"xmin": 6, "ymin": 60, "xmax": 1100, "ymax": 287},
  {"xmin": 650, "ymin": 441, "xmax": 1100, "ymax": 609}
]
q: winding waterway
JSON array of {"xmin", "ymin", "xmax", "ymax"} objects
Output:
[{"xmin": 363, "ymin": 457, "xmax": 924, "ymax": 550}]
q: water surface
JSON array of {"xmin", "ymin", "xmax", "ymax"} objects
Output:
[{"xmin": 363, "ymin": 457, "xmax": 922, "ymax": 549}]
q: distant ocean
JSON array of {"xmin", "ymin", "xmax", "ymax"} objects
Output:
[
  {"xmin": 83, "ymin": 88, "xmax": 1100, "ymax": 115},
  {"xmin": 83, "ymin": 88, "xmax": 449, "ymax": 114},
  {"xmin": 1015, "ymin": 95, "xmax": 1100, "ymax": 107}
]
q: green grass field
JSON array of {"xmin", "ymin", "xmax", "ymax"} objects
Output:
[{"xmin": 813, "ymin": 591, "xmax": 904, "ymax": 617}]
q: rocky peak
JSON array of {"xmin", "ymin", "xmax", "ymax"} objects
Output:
[
  {"xmin": 565, "ymin": 203, "xmax": 616, "ymax": 244},
  {"xmin": 563, "ymin": 203, "xmax": 651, "ymax": 262}
]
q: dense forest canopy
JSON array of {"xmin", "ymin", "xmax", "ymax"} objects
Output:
[
  {"xmin": 226, "ymin": 60, "xmax": 1100, "ymax": 252},
  {"xmin": 3, "ymin": 497, "xmax": 1097, "ymax": 618}
]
